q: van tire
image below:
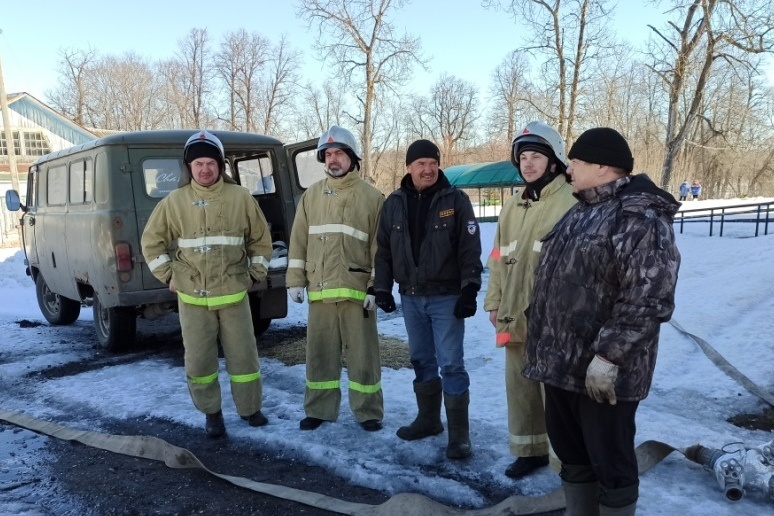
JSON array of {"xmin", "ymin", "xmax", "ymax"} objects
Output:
[
  {"xmin": 36, "ymin": 275, "xmax": 80, "ymax": 325},
  {"xmin": 248, "ymin": 295, "xmax": 272, "ymax": 337},
  {"xmin": 93, "ymin": 294, "xmax": 137, "ymax": 352}
]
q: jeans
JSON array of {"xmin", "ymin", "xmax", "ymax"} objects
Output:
[{"xmin": 400, "ymin": 294, "xmax": 469, "ymax": 396}]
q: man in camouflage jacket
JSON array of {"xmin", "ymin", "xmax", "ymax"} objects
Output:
[{"xmin": 523, "ymin": 128, "xmax": 680, "ymax": 515}]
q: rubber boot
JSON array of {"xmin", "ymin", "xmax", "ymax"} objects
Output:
[
  {"xmin": 563, "ymin": 481, "xmax": 599, "ymax": 516},
  {"xmin": 600, "ymin": 484, "xmax": 638, "ymax": 516},
  {"xmin": 396, "ymin": 378, "xmax": 444, "ymax": 441},
  {"xmin": 599, "ymin": 502, "xmax": 636, "ymax": 515},
  {"xmin": 443, "ymin": 391, "xmax": 471, "ymax": 459},
  {"xmin": 205, "ymin": 410, "xmax": 226, "ymax": 438}
]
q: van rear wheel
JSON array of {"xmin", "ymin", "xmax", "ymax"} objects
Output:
[
  {"xmin": 35, "ymin": 274, "xmax": 80, "ymax": 325},
  {"xmin": 93, "ymin": 294, "xmax": 136, "ymax": 352}
]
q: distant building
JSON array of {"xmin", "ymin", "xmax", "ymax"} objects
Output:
[{"xmin": 0, "ymin": 92, "xmax": 97, "ymax": 174}]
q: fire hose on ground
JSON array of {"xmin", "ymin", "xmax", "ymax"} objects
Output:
[{"xmin": 0, "ymin": 318, "xmax": 772, "ymax": 514}]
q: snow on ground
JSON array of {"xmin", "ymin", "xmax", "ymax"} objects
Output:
[{"xmin": 1, "ymin": 196, "xmax": 773, "ymax": 514}]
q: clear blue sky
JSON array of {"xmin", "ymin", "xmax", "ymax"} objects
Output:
[{"xmin": 1, "ymin": 1, "xmax": 769, "ymax": 103}]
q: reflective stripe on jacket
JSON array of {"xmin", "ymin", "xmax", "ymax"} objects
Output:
[
  {"xmin": 285, "ymin": 171, "xmax": 384, "ymax": 304},
  {"xmin": 141, "ymin": 177, "xmax": 272, "ymax": 310},
  {"xmin": 483, "ymin": 177, "xmax": 576, "ymax": 346}
]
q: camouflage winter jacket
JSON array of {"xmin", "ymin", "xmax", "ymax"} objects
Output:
[{"xmin": 522, "ymin": 174, "xmax": 681, "ymax": 401}]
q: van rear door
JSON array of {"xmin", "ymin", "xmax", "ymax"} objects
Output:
[
  {"xmin": 284, "ymin": 139, "xmax": 321, "ymax": 202},
  {"xmin": 129, "ymin": 149, "xmax": 188, "ymax": 291}
]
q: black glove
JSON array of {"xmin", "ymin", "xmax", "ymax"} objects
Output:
[
  {"xmin": 454, "ymin": 285, "xmax": 478, "ymax": 319},
  {"xmin": 375, "ymin": 291, "xmax": 397, "ymax": 313}
]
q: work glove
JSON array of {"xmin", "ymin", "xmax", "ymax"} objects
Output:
[
  {"xmin": 585, "ymin": 355, "xmax": 619, "ymax": 405},
  {"xmin": 363, "ymin": 287, "xmax": 376, "ymax": 311},
  {"xmin": 288, "ymin": 286, "xmax": 305, "ymax": 304},
  {"xmin": 453, "ymin": 284, "xmax": 478, "ymax": 319},
  {"xmin": 375, "ymin": 290, "xmax": 396, "ymax": 313}
]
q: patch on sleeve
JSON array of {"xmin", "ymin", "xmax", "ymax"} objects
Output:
[
  {"xmin": 467, "ymin": 220, "xmax": 477, "ymax": 235},
  {"xmin": 439, "ymin": 209, "xmax": 455, "ymax": 218}
]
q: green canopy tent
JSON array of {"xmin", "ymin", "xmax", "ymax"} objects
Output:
[{"xmin": 444, "ymin": 160, "xmax": 525, "ymax": 221}]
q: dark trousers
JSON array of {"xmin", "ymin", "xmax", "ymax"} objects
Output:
[{"xmin": 544, "ymin": 384, "xmax": 639, "ymax": 490}]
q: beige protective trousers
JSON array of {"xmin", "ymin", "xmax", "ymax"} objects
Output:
[
  {"xmin": 305, "ymin": 301, "xmax": 383, "ymax": 423},
  {"xmin": 506, "ymin": 341, "xmax": 549, "ymax": 457},
  {"xmin": 178, "ymin": 296, "xmax": 262, "ymax": 417}
]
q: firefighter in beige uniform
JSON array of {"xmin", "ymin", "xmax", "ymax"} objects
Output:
[
  {"xmin": 142, "ymin": 130, "xmax": 272, "ymax": 438},
  {"xmin": 484, "ymin": 122, "xmax": 576, "ymax": 477},
  {"xmin": 286, "ymin": 125, "xmax": 385, "ymax": 432}
]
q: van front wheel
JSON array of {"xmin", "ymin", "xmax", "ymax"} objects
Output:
[
  {"xmin": 36, "ymin": 274, "xmax": 80, "ymax": 325},
  {"xmin": 92, "ymin": 294, "xmax": 136, "ymax": 352}
]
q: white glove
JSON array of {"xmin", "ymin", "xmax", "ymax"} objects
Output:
[
  {"xmin": 288, "ymin": 287, "xmax": 305, "ymax": 304},
  {"xmin": 585, "ymin": 355, "xmax": 619, "ymax": 405},
  {"xmin": 363, "ymin": 294, "xmax": 376, "ymax": 311}
]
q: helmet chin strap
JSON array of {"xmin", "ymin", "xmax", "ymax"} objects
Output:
[{"xmin": 524, "ymin": 163, "xmax": 561, "ymax": 201}]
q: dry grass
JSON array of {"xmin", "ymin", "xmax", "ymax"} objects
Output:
[{"xmin": 260, "ymin": 334, "xmax": 411, "ymax": 370}]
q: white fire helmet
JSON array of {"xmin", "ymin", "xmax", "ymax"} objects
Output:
[
  {"xmin": 316, "ymin": 125, "xmax": 362, "ymax": 164},
  {"xmin": 511, "ymin": 121, "xmax": 568, "ymax": 171},
  {"xmin": 184, "ymin": 129, "xmax": 226, "ymax": 166},
  {"xmin": 181, "ymin": 129, "xmax": 235, "ymax": 186}
]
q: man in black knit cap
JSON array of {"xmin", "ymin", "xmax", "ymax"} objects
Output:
[
  {"xmin": 374, "ymin": 139, "xmax": 482, "ymax": 460},
  {"xmin": 522, "ymin": 127, "xmax": 680, "ymax": 515}
]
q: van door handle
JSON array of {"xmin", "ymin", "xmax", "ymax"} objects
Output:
[{"xmin": 28, "ymin": 216, "xmax": 35, "ymax": 226}]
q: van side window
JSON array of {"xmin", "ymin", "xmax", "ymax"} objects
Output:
[
  {"xmin": 47, "ymin": 165, "xmax": 67, "ymax": 206},
  {"xmin": 144, "ymin": 159, "xmax": 184, "ymax": 198},
  {"xmin": 26, "ymin": 168, "xmax": 37, "ymax": 209},
  {"xmin": 94, "ymin": 152, "xmax": 108, "ymax": 204},
  {"xmin": 69, "ymin": 159, "xmax": 94, "ymax": 204},
  {"xmin": 237, "ymin": 155, "xmax": 276, "ymax": 195},
  {"xmin": 294, "ymin": 148, "xmax": 325, "ymax": 189}
]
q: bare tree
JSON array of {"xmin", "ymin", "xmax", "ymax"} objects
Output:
[
  {"xmin": 260, "ymin": 36, "xmax": 302, "ymax": 136},
  {"xmin": 415, "ymin": 73, "xmax": 479, "ymax": 166},
  {"xmin": 647, "ymin": 0, "xmax": 774, "ymax": 187},
  {"xmin": 487, "ymin": 50, "xmax": 533, "ymax": 144},
  {"xmin": 84, "ymin": 53, "xmax": 167, "ymax": 131},
  {"xmin": 48, "ymin": 47, "xmax": 98, "ymax": 126},
  {"xmin": 298, "ymin": 0, "xmax": 426, "ymax": 180},
  {"xmin": 484, "ymin": 0, "xmax": 613, "ymax": 141},
  {"xmin": 215, "ymin": 29, "xmax": 271, "ymax": 131},
  {"xmin": 174, "ymin": 28, "xmax": 213, "ymax": 128}
]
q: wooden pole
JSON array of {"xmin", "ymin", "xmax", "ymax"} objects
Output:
[{"xmin": 0, "ymin": 41, "xmax": 21, "ymax": 193}]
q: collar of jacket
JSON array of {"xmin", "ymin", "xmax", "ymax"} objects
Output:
[
  {"xmin": 524, "ymin": 173, "xmax": 569, "ymax": 201},
  {"xmin": 324, "ymin": 168, "xmax": 361, "ymax": 191},
  {"xmin": 574, "ymin": 175, "xmax": 631, "ymax": 205},
  {"xmin": 189, "ymin": 176, "xmax": 225, "ymax": 198},
  {"xmin": 400, "ymin": 169, "xmax": 451, "ymax": 196}
]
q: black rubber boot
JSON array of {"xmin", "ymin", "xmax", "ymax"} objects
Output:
[
  {"xmin": 396, "ymin": 378, "xmax": 444, "ymax": 441},
  {"xmin": 300, "ymin": 417, "xmax": 325, "ymax": 431},
  {"xmin": 205, "ymin": 410, "xmax": 226, "ymax": 438},
  {"xmin": 504, "ymin": 455, "xmax": 549, "ymax": 478},
  {"xmin": 443, "ymin": 391, "xmax": 471, "ymax": 459},
  {"xmin": 241, "ymin": 410, "xmax": 268, "ymax": 427}
]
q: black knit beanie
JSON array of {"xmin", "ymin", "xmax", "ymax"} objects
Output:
[
  {"xmin": 517, "ymin": 142, "xmax": 554, "ymax": 161},
  {"xmin": 406, "ymin": 139, "xmax": 441, "ymax": 166},
  {"xmin": 568, "ymin": 127, "xmax": 633, "ymax": 172},
  {"xmin": 185, "ymin": 141, "xmax": 224, "ymax": 166}
]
